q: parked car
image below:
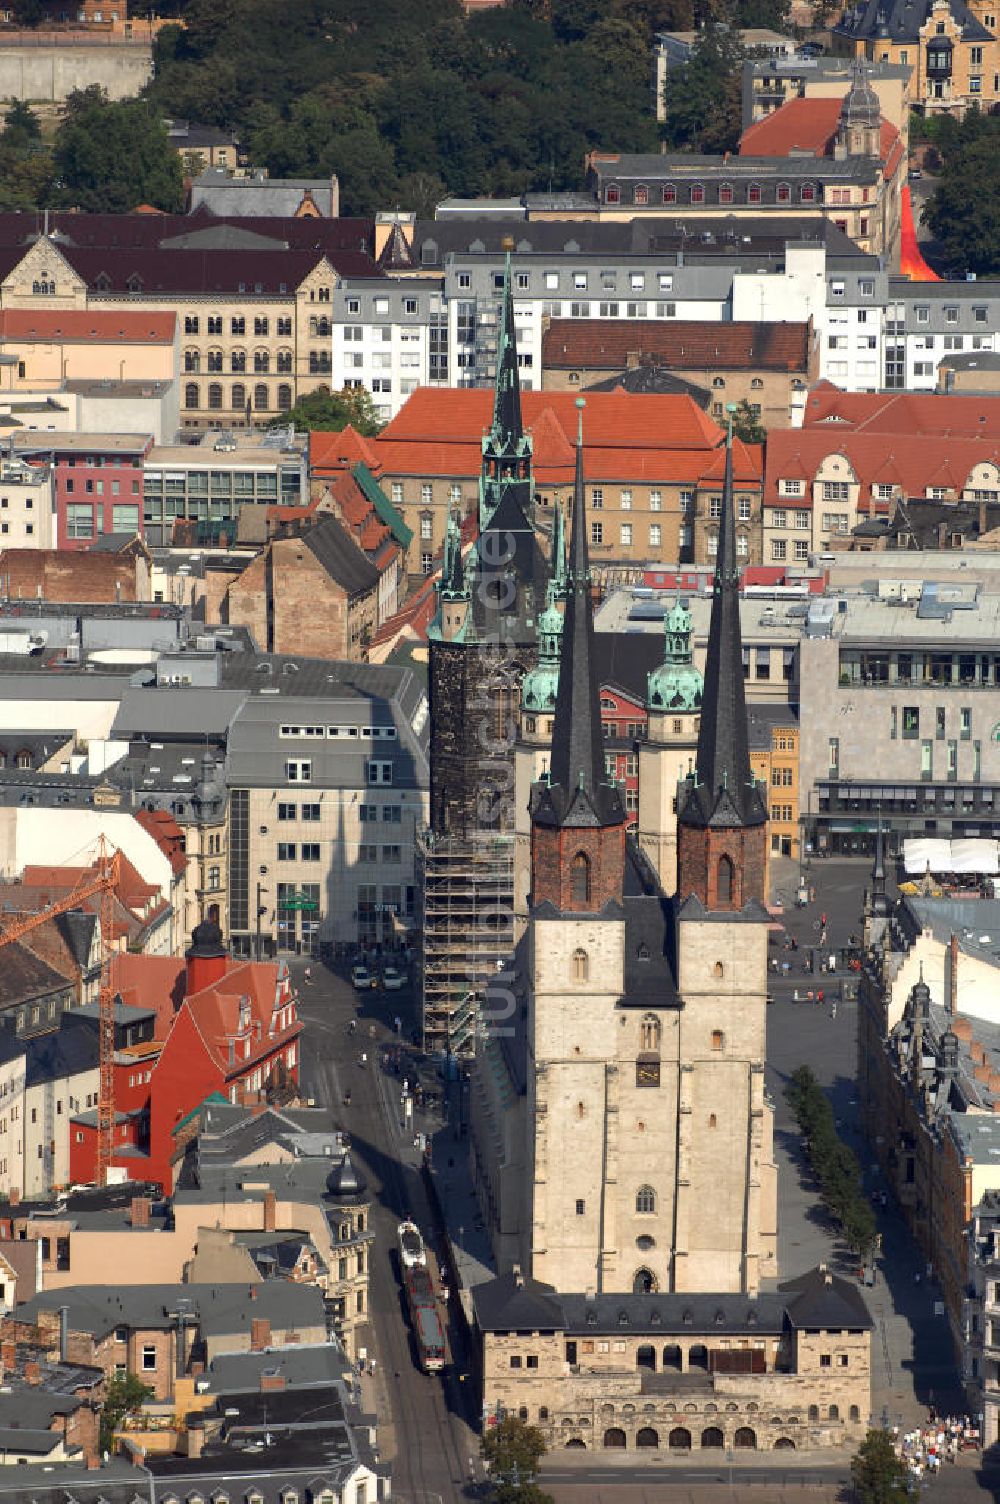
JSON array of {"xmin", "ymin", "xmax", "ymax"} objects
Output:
[
  {"xmin": 351, "ymin": 964, "xmax": 375, "ymax": 990},
  {"xmin": 382, "ymin": 964, "xmax": 405, "ymax": 991},
  {"xmin": 908, "ymin": 167, "xmax": 922, "ymax": 181}
]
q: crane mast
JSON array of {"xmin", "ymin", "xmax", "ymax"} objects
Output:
[{"xmin": 0, "ymin": 835, "xmax": 121, "ymax": 1184}]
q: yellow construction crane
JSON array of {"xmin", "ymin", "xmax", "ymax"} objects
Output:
[{"xmin": 0, "ymin": 835, "xmax": 121, "ymax": 1184}]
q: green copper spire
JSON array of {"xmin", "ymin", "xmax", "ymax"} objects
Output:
[
  {"xmin": 521, "ymin": 578, "xmax": 564, "ymax": 713},
  {"xmin": 478, "ymin": 252, "xmax": 533, "ymax": 532},
  {"xmin": 647, "ymin": 594, "xmax": 703, "ymax": 712}
]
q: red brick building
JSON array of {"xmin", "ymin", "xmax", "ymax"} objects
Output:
[
  {"xmin": 10, "ymin": 434, "xmax": 151, "ymax": 551},
  {"xmin": 69, "ymin": 919, "xmax": 301, "ymax": 1191}
]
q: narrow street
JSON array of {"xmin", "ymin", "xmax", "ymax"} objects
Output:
[{"xmin": 294, "ymin": 957, "xmax": 478, "ymax": 1504}]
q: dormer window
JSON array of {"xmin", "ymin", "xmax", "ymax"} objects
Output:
[
  {"xmin": 719, "ymin": 183, "xmax": 733, "ymax": 205},
  {"xmin": 777, "ymin": 182, "xmax": 791, "ymax": 204},
  {"xmin": 690, "ymin": 184, "xmax": 705, "ymax": 205},
  {"xmin": 634, "ymin": 184, "xmax": 649, "ymax": 206},
  {"xmin": 800, "ymin": 184, "xmax": 816, "ymax": 203},
  {"xmin": 662, "ymin": 184, "xmax": 677, "ymax": 205},
  {"xmin": 126, "ymin": 273, "xmax": 143, "ymax": 293},
  {"xmin": 606, "ymin": 184, "xmax": 621, "ymax": 205}
]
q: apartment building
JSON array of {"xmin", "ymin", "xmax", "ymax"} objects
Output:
[
  {"xmin": 0, "ymin": 454, "xmax": 54, "ymax": 549},
  {"xmin": 836, "ymin": 0, "xmax": 1000, "ymax": 116},
  {"xmin": 541, "ymin": 318, "xmax": 817, "ymax": 428},
  {"xmin": 0, "ymin": 214, "xmax": 380, "ymax": 430},
  {"xmin": 9, "ymin": 433, "xmax": 150, "ymax": 549},
  {"xmin": 141, "ymin": 430, "xmax": 308, "ymax": 547},
  {"xmin": 220, "ymin": 654, "xmax": 430, "ymax": 956},
  {"xmin": 793, "ymin": 587, "xmax": 1000, "ymax": 854},
  {"xmin": 743, "ymin": 55, "xmax": 911, "ymax": 140},
  {"xmin": 331, "ymin": 276, "xmax": 445, "ymax": 424}
]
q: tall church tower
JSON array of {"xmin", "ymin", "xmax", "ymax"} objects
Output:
[
  {"xmin": 423, "ymin": 255, "xmax": 548, "ymax": 1056},
  {"xmin": 676, "ymin": 423, "xmax": 768, "ymax": 910},
  {"xmin": 672, "ymin": 417, "xmax": 776, "ymax": 1293}
]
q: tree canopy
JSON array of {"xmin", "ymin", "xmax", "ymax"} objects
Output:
[
  {"xmin": 481, "ymin": 1416, "xmax": 553, "ymax": 1504},
  {"xmin": 921, "ymin": 110, "xmax": 1000, "ymax": 276},
  {"xmin": 850, "ymin": 1428, "xmax": 912, "ymax": 1504},
  {"xmin": 139, "ymin": 0, "xmax": 777, "ymax": 216},
  {"xmin": 51, "ymin": 87, "xmax": 184, "ymax": 213},
  {"xmin": 267, "ymin": 386, "xmax": 384, "ymax": 436},
  {"xmin": 100, "ymin": 1372, "xmax": 153, "ymax": 1454}
]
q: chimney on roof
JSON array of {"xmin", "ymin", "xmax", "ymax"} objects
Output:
[
  {"xmin": 263, "ymin": 1190, "xmax": 276, "ymax": 1234},
  {"xmin": 260, "ymin": 1370, "xmax": 286, "ymax": 1393},
  {"xmin": 59, "ymin": 1304, "xmax": 69, "ymax": 1364},
  {"xmin": 130, "ymin": 1195, "xmax": 150, "ymax": 1229},
  {"xmin": 24, "ymin": 1360, "xmax": 41, "ymax": 1386},
  {"xmin": 250, "ymin": 1316, "xmax": 271, "ymax": 1352}
]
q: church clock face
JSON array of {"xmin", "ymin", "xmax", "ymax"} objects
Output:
[{"xmin": 636, "ymin": 1057, "xmax": 661, "ymax": 1088}]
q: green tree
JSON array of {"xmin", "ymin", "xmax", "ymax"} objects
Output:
[
  {"xmin": 100, "ymin": 1372, "xmax": 153, "ymax": 1454},
  {"xmin": 660, "ymin": 24, "xmax": 743, "ymax": 152},
  {"xmin": 923, "ymin": 118, "xmax": 1000, "ymax": 275},
  {"xmin": 268, "ymin": 386, "xmax": 384, "ymax": 437},
  {"xmin": 481, "ymin": 1416, "xmax": 553, "ymax": 1504},
  {"xmin": 2, "ymin": 98, "xmax": 40, "ymax": 150},
  {"xmin": 851, "ymin": 1428, "xmax": 912, "ymax": 1504},
  {"xmin": 731, "ymin": 399, "xmax": 766, "ymax": 444},
  {"xmin": 51, "ymin": 88, "xmax": 183, "ymax": 213}
]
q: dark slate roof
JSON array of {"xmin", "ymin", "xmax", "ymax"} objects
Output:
[
  {"xmin": 469, "ymin": 485, "xmax": 547, "ymax": 644},
  {"xmin": 677, "ymin": 434, "xmax": 767, "ymax": 833},
  {"xmin": 302, "ymin": 514, "xmax": 380, "ymax": 597},
  {"xmin": 17, "ymin": 1282, "xmax": 325, "ymax": 1342},
  {"xmin": 24, "ymin": 1015, "xmax": 98, "ymax": 1088},
  {"xmin": 0, "ymin": 1458, "xmax": 147, "ymax": 1504},
  {"xmin": 474, "ymin": 1264, "xmax": 869, "ymax": 1336},
  {"xmin": 471, "ymin": 1271, "xmax": 566, "ymax": 1332},
  {"xmin": 411, "ymin": 214, "xmax": 866, "ymax": 263},
  {"xmin": 0, "ymin": 943, "xmax": 72, "ymax": 1011},
  {"xmin": 836, "ymin": 0, "xmax": 990, "ymax": 44},
  {"xmin": 586, "ymin": 364, "xmax": 711, "ymax": 404},
  {"xmin": 532, "ymin": 441, "xmax": 625, "ymax": 831},
  {"xmin": 0, "ymin": 210, "xmax": 373, "ymax": 255},
  {"xmin": 620, "ymin": 843, "xmax": 681, "ymax": 1004},
  {"xmin": 779, "ymin": 1266, "xmax": 873, "ymax": 1329},
  {"xmin": 57, "ymin": 245, "xmax": 378, "ymax": 296}
]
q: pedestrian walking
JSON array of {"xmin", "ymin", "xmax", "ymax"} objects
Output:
[{"xmin": 304, "ymin": 965, "xmax": 312, "ymax": 985}]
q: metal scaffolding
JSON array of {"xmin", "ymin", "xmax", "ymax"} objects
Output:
[{"xmin": 417, "ymin": 828, "xmax": 514, "ymax": 1057}]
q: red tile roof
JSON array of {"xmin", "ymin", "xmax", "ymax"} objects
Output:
[
  {"xmin": 309, "ymin": 425, "xmax": 383, "ymax": 474},
  {"xmin": 371, "ymin": 389, "xmax": 762, "ymax": 488},
  {"xmin": 133, "ymin": 808, "xmax": 186, "ymax": 877},
  {"xmin": 803, "ymin": 384, "xmax": 1000, "ymax": 437},
  {"xmin": 764, "ymin": 426, "xmax": 1000, "ymax": 506},
  {"xmin": 738, "ymin": 96, "xmax": 904, "ymax": 181},
  {"xmin": 543, "ymin": 319, "xmax": 812, "ymax": 373},
  {"xmin": 0, "ymin": 309, "xmax": 176, "ymax": 343},
  {"xmin": 185, "ymin": 960, "xmax": 300, "ymax": 1077},
  {"xmin": 109, "ymin": 952, "xmax": 186, "ymax": 1034}
]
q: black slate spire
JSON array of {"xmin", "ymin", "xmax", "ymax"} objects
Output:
[
  {"xmin": 532, "ymin": 402, "xmax": 624, "ymax": 831},
  {"xmin": 677, "ymin": 415, "xmax": 766, "ymax": 831},
  {"xmin": 871, "ymin": 806, "xmax": 889, "ymax": 916}
]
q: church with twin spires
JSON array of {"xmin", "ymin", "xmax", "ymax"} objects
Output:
[{"xmin": 470, "ymin": 394, "xmax": 778, "ymax": 1297}]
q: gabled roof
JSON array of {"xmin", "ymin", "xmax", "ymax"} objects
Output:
[
  {"xmin": 780, "ymin": 1265, "xmax": 873, "ymax": 1329},
  {"xmin": 764, "ymin": 424, "xmax": 1000, "ymax": 506},
  {"xmin": 835, "ymin": 0, "xmax": 990, "ymax": 45},
  {"xmin": 543, "ymin": 318, "xmax": 811, "ymax": 373},
  {"xmin": 309, "ymin": 425, "xmax": 382, "ymax": 475},
  {"xmin": 299, "ymin": 513, "xmax": 380, "ymax": 598},
  {"xmin": 803, "ymin": 384, "xmax": 1000, "ymax": 437}
]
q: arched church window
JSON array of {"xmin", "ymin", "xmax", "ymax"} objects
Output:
[
  {"xmin": 636, "ymin": 1185, "xmax": 656, "ymax": 1215},
  {"xmin": 571, "ymin": 851, "xmax": 591, "ymax": 907},
  {"xmin": 640, "ymin": 1014, "xmax": 660, "ymax": 1052},
  {"xmin": 572, "ymin": 948, "xmax": 589, "ymax": 981},
  {"xmin": 717, "ymin": 855, "xmax": 734, "ymax": 904}
]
